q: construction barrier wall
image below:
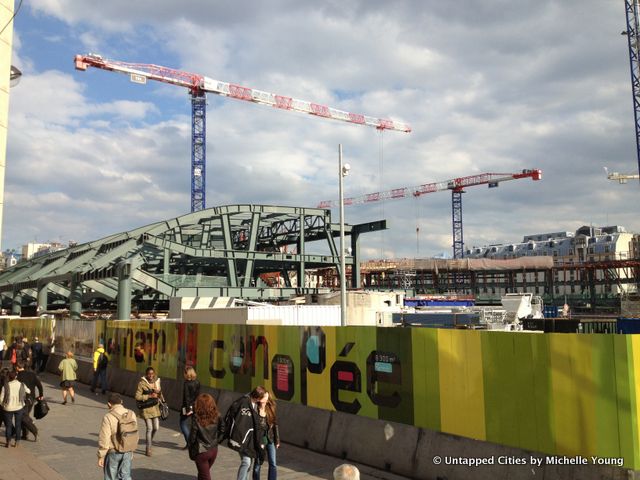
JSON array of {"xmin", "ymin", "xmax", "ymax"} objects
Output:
[{"xmin": 2, "ymin": 318, "xmax": 639, "ymax": 471}]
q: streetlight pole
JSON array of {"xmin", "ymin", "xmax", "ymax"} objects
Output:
[{"xmin": 339, "ymin": 144, "xmax": 350, "ymax": 327}]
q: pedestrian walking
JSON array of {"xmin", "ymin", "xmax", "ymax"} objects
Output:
[
  {"xmin": 225, "ymin": 386, "xmax": 267, "ymax": 480},
  {"xmin": 180, "ymin": 365, "xmax": 200, "ymax": 449},
  {"xmin": 135, "ymin": 366, "xmax": 163, "ymax": 457},
  {"xmin": 58, "ymin": 350, "xmax": 78, "ymax": 404},
  {"xmin": 252, "ymin": 390, "xmax": 279, "ymax": 480},
  {"xmin": 91, "ymin": 343, "xmax": 109, "ymax": 395},
  {"xmin": 15, "ymin": 361, "xmax": 43, "ymax": 441},
  {"xmin": 31, "ymin": 337, "xmax": 43, "ymax": 372},
  {"xmin": 39, "ymin": 337, "xmax": 53, "ymax": 373},
  {"xmin": 19, "ymin": 337, "xmax": 32, "ymax": 369},
  {"xmin": 187, "ymin": 393, "xmax": 225, "ymax": 480},
  {"xmin": 1, "ymin": 370, "xmax": 30, "ymax": 447},
  {"xmin": 97, "ymin": 393, "xmax": 139, "ymax": 480},
  {"xmin": 5, "ymin": 338, "xmax": 17, "ymax": 367}
]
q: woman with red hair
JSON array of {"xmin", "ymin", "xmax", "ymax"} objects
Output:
[{"xmin": 187, "ymin": 393, "xmax": 225, "ymax": 480}]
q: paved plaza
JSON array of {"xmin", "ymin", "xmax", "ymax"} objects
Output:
[{"xmin": 0, "ymin": 372, "xmax": 409, "ymax": 480}]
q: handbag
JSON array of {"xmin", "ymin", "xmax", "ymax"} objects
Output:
[
  {"xmin": 136, "ymin": 397, "xmax": 159, "ymax": 410},
  {"xmin": 159, "ymin": 399, "xmax": 170, "ymax": 421},
  {"xmin": 188, "ymin": 438, "xmax": 200, "ymax": 461},
  {"xmin": 34, "ymin": 398, "xmax": 50, "ymax": 419}
]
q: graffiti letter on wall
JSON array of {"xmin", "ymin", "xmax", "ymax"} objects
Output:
[
  {"xmin": 209, "ymin": 340, "xmax": 225, "ymax": 379},
  {"xmin": 153, "ymin": 329, "xmax": 167, "ymax": 360},
  {"xmin": 330, "ymin": 360, "xmax": 361, "ymax": 414},
  {"xmin": 251, "ymin": 335, "xmax": 269, "ymax": 379},
  {"xmin": 300, "ymin": 327, "xmax": 326, "ymax": 405},
  {"xmin": 229, "ymin": 334, "xmax": 247, "ymax": 374}
]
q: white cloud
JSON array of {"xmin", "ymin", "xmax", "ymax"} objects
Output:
[{"xmin": 3, "ymin": 0, "xmax": 638, "ymax": 261}]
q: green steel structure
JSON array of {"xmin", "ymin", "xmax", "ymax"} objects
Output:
[{"xmin": 0, "ymin": 205, "xmax": 384, "ymax": 320}]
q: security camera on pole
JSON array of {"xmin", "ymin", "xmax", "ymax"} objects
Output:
[{"xmin": 338, "ymin": 145, "xmax": 350, "ymax": 327}]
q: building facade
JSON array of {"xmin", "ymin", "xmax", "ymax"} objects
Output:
[
  {"xmin": 465, "ymin": 226, "xmax": 637, "ymax": 296},
  {"xmin": 0, "ymin": 0, "xmax": 15, "ymax": 251}
]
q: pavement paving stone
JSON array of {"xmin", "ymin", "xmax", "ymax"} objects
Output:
[{"xmin": 0, "ymin": 372, "xmax": 411, "ymax": 480}]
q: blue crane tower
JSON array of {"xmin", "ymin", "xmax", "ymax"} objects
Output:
[
  {"xmin": 74, "ymin": 54, "xmax": 411, "ymax": 212},
  {"xmin": 624, "ymin": 0, "xmax": 640, "ymax": 178}
]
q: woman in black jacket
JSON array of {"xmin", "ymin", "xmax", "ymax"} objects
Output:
[
  {"xmin": 226, "ymin": 386, "xmax": 267, "ymax": 480},
  {"xmin": 187, "ymin": 393, "xmax": 225, "ymax": 480},
  {"xmin": 180, "ymin": 366, "xmax": 200, "ymax": 449}
]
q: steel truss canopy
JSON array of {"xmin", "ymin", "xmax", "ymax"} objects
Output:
[{"xmin": 0, "ymin": 205, "xmax": 384, "ymax": 319}]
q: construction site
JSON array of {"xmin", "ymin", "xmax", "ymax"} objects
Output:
[{"xmin": 4, "ymin": 3, "xmax": 640, "ymax": 480}]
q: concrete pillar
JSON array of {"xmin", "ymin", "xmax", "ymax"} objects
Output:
[
  {"xmin": 69, "ymin": 273, "xmax": 83, "ymax": 320},
  {"xmin": 117, "ymin": 261, "xmax": 132, "ymax": 321},
  {"xmin": 37, "ymin": 282, "xmax": 48, "ymax": 314},
  {"xmin": 11, "ymin": 290, "xmax": 21, "ymax": 316}
]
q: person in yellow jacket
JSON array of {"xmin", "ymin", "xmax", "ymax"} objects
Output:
[{"xmin": 91, "ymin": 343, "xmax": 109, "ymax": 395}]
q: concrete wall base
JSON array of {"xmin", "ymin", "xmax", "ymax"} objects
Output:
[{"xmin": 46, "ymin": 356, "xmax": 638, "ymax": 480}]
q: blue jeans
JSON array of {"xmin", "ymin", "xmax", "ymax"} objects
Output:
[
  {"xmin": 3, "ymin": 409, "xmax": 24, "ymax": 444},
  {"xmin": 104, "ymin": 450, "xmax": 132, "ymax": 480},
  {"xmin": 179, "ymin": 414, "xmax": 191, "ymax": 443},
  {"xmin": 253, "ymin": 442, "xmax": 277, "ymax": 480},
  {"xmin": 237, "ymin": 454, "xmax": 253, "ymax": 480},
  {"xmin": 92, "ymin": 369, "xmax": 108, "ymax": 393}
]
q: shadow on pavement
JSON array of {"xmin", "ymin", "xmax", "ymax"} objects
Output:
[
  {"xmin": 54, "ymin": 402, "xmax": 108, "ymax": 411},
  {"xmin": 132, "ymin": 468, "xmax": 195, "ymax": 480},
  {"xmin": 51, "ymin": 435, "xmax": 96, "ymax": 447},
  {"xmin": 151, "ymin": 440, "xmax": 182, "ymax": 449}
]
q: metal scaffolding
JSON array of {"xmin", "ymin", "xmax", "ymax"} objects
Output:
[{"xmin": 0, "ymin": 205, "xmax": 384, "ymax": 319}]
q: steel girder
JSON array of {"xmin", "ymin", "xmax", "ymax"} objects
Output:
[{"xmin": 0, "ymin": 205, "xmax": 381, "ymax": 312}]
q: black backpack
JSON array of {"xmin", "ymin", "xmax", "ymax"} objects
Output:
[{"xmin": 98, "ymin": 352, "xmax": 109, "ymax": 369}]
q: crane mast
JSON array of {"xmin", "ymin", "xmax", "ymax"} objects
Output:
[
  {"xmin": 318, "ymin": 169, "xmax": 542, "ymax": 259},
  {"xmin": 74, "ymin": 54, "xmax": 411, "ymax": 212},
  {"xmin": 624, "ymin": 0, "xmax": 640, "ymax": 179}
]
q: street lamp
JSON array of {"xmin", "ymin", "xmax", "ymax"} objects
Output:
[{"xmin": 338, "ymin": 144, "xmax": 350, "ymax": 327}]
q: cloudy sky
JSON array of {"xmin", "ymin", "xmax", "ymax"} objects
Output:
[{"xmin": 3, "ymin": 1, "xmax": 639, "ymax": 259}]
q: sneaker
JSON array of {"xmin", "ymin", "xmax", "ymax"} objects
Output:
[{"xmin": 62, "ymin": 400, "xmax": 67, "ymax": 405}]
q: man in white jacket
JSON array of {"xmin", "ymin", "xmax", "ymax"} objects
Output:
[{"xmin": 0, "ymin": 370, "xmax": 30, "ymax": 447}]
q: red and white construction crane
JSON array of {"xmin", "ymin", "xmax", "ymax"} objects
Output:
[
  {"xmin": 74, "ymin": 53, "xmax": 411, "ymax": 212},
  {"xmin": 318, "ymin": 169, "xmax": 542, "ymax": 259}
]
